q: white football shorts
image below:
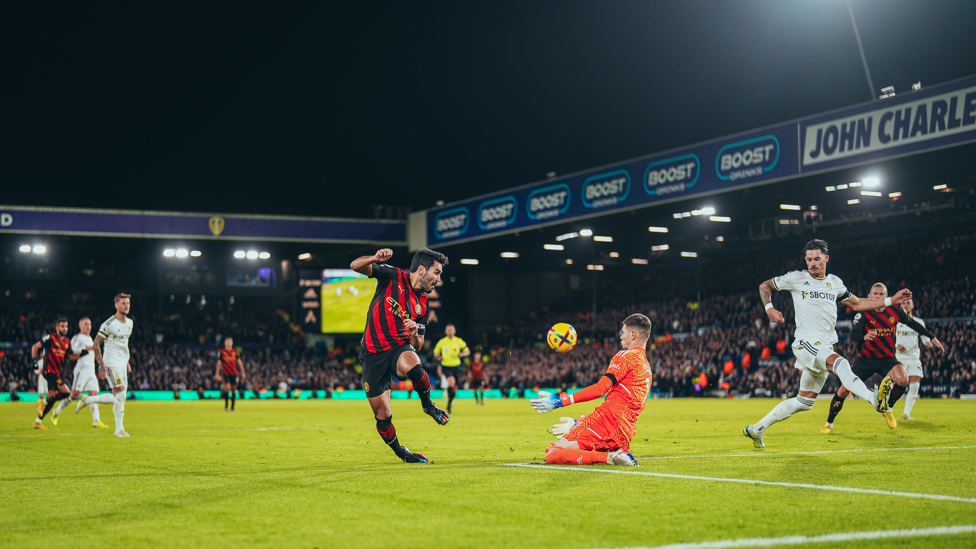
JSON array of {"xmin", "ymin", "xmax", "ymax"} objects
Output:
[
  {"xmin": 103, "ymin": 363, "xmax": 128, "ymax": 390},
  {"xmin": 37, "ymin": 373, "xmax": 48, "ymax": 394},
  {"xmin": 901, "ymin": 358, "xmax": 924, "ymax": 378},
  {"xmin": 73, "ymin": 367, "xmax": 99, "ymax": 393}
]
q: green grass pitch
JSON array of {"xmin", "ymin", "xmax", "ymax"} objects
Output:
[{"xmin": 2, "ymin": 397, "xmax": 975, "ymax": 548}]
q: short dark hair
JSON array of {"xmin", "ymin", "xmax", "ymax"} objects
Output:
[
  {"xmin": 803, "ymin": 239, "xmax": 828, "ymax": 256},
  {"xmin": 56, "ymin": 317, "xmax": 68, "ymax": 325},
  {"xmin": 411, "ymin": 248, "xmax": 448, "ymax": 272},
  {"xmin": 114, "ymin": 293, "xmax": 131, "ymax": 303},
  {"xmin": 622, "ymin": 313, "xmax": 652, "ymax": 340}
]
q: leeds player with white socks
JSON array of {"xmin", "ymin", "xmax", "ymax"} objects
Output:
[
  {"xmin": 52, "ymin": 317, "xmax": 105, "ymax": 427},
  {"xmin": 744, "ymin": 239, "xmax": 912, "ymax": 448},
  {"xmin": 896, "ymin": 297, "xmax": 932, "ymax": 420},
  {"xmin": 77, "ymin": 293, "xmax": 134, "ymax": 437}
]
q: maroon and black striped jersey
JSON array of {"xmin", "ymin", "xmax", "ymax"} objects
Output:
[
  {"xmin": 853, "ymin": 306, "xmax": 934, "ymax": 359},
  {"xmin": 219, "ymin": 348, "xmax": 240, "ymax": 376},
  {"xmin": 361, "ymin": 263, "xmax": 429, "ymax": 353},
  {"xmin": 38, "ymin": 333, "xmax": 71, "ymax": 376}
]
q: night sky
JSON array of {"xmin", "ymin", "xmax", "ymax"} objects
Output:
[{"xmin": 6, "ymin": 1, "xmax": 976, "ymax": 219}]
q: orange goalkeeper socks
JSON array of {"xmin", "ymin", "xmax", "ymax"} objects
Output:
[{"xmin": 544, "ymin": 447, "xmax": 609, "ymax": 465}]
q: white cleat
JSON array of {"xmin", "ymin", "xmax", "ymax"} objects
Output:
[
  {"xmin": 115, "ymin": 431, "xmax": 132, "ymax": 438},
  {"xmin": 607, "ymin": 450, "xmax": 640, "ymax": 466},
  {"xmin": 901, "ymin": 413, "xmax": 914, "ymax": 421},
  {"xmin": 75, "ymin": 397, "xmax": 89, "ymax": 414}
]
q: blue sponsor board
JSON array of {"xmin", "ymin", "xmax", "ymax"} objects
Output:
[
  {"xmin": 425, "ymin": 123, "xmax": 798, "ymax": 245},
  {"xmin": 0, "ymin": 206, "xmax": 405, "ymax": 244},
  {"xmin": 477, "ymin": 196, "xmax": 518, "ymax": 230},
  {"xmin": 799, "ymin": 75, "xmax": 976, "ymax": 173},
  {"xmin": 424, "ymin": 74, "xmax": 976, "ymax": 247}
]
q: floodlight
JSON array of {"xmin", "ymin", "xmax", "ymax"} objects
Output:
[
  {"xmin": 579, "ymin": 229, "xmax": 593, "ymax": 237},
  {"xmin": 32, "ymin": 245, "xmax": 46, "ymax": 254},
  {"xmin": 593, "ymin": 236, "xmax": 613, "ymax": 242},
  {"xmin": 19, "ymin": 245, "xmax": 31, "ymax": 253},
  {"xmin": 175, "ymin": 249, "xmax": 189, "ymax": 258},
  {"xmin": 543, "ymin": 244, "xmax": 564, "ymax": 251},
  {"xmin": 780, "ymin": 204, "xmax": 800, "ymax": 211},
  {"xmin": 631, "ymin": 258, "xmax": 648, "ymax": 265},
  {"xmin": 648, "ymin": 226, "xmax": 668, "ymax": 233},
  {"xmin": 708, "ymin": 216, "xmax": 731, "ymax": 222},
  {"xmin": 258, "ymin": 252, "xmax": 271, "ymax": 259},
  {"xmin": 234, "ymin": 251, "xmax": 246, "ymax": 259},
  {"xmin": 681, "ymin": 252, "xmax": 698, "ymax": 258},
  {"xmin": 460, "ymin": 258, "xmax": 479, "ymax": 265},
  {"xmin": 500, "ymin": 252, "xmax": 519, "ymax": 258},
  {"xmin": 246, "ymin": 251, "xmax": 259, "ymax": 259},
  {"xmin": 190, "ymin": 250, "xmax": 202, "ymax": 257}
]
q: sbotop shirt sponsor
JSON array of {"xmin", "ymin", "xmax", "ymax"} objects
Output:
[{"xmin": 97, "ymin": 315, "xmax": 133, "ymax": 367}]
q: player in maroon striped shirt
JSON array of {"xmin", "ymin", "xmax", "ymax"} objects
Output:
[
  {"xmin": 822, "ymin": 283, "xmax": 944, "ymax": 432},
  {"xmin": 215, "ymin": 337, "xmax": 245, "ymax": 412},
  {"xmin": 31, "ymin": 319, "xmax": 76, "ymax": 429},
  {"xmin": 351, "ymin": 247, "xmax": 450, "ymax": 463}
]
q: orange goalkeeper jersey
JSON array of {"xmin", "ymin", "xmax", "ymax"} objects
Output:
[{"xmin": 601, "ymin": 348, "xmax": 652, "ymax": 415}]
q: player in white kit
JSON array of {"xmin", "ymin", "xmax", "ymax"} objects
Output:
[
  {"xmin": 743, "ymin": 239, "xmax": 912, "ymax": 448},
  {"xmin": 51, "ymin": 317, "xmax": 106, "ymax": 427},
  {"xmin": 77, "ymin": 294, "xmax": 134, "ymax": 437},
  {"xmin": 35, "ymin": 357, "xmax": 46, "ymax": 416},
  {"xmin": 896, "ymin": 297, "xmax": 932, "ymax": 420}
]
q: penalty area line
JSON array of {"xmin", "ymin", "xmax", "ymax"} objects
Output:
[
  {"xmin": 502, "ymin": 463, "xmax": 976, "ymax": 504},
  {"xmin": 636, "ymin": 445, "xmax": 976, "ymax": 461},
  {"xmin": 607, "ymin": 524, "xmax": 976, "ymax": 549}
]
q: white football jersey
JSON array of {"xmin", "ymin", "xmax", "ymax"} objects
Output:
[
  {"xmin": 773, "ymin": 270, "xmax": 851, "ymax": 346},
  {"xmin": 97, "ymin": 315, "xmax": 133, "ymax": 367},
  {"xmin": 70, "ymin": 333, "xmax": 96, "ymax": 374},
  {"xmin": 896, "ymin": 316, "xmax": 930, "ymax": 362}
]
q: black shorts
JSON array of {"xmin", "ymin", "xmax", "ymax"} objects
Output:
[
  {"xmin": 471, "ymin": 378, "xmax": 485, "ymax": 388},
  {"xmin": 441, "ymin": 366, "xmax": 462, "ymax": 380},
  {"xmin": 852, "ymin": 357, "xmax": 901, "ymax": 381},
  {"xmin": 42, "ymin": 373, "xmax": 63, "ymax": 389},
  {"xmin": 223, "ymin": 375, "xmax": 239, "ymax": 386},
  {"xmin": 360, "ymin": 344, "xmax": 416, "ymax": 398}
]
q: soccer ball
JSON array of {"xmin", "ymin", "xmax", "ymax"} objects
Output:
[{"xmin": 547, "ymin": 323, "xmax": 578, "ymax": 353}]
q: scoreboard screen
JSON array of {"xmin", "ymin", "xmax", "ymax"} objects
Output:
[{"xmin": 319, "ymin": 269, "xmax": 374, "ymax": 334}]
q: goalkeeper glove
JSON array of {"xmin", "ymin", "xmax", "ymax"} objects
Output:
[
  {"xmin": 550, "ymin": 416, "xmax": 580, "ymax": 437},
  {"xmin": 530, "ymin": 391, "xmax": 569, "ymax": 413}
]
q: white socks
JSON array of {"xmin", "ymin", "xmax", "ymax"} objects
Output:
[
  {"xmin": 755, "ymin": 396, "xmax": 815, "ymax": 435},
  {"xmin": 904, "ymin": 381, "xmax": 920, "ymax": 415},
  {"xmin": 91, "ymin": 402, "xmax": 100, "ymax": 423},
  {"xmin": 88, "ymin": 393, "xmax": 117, "ymax": 405},
  {"xmin": 113, "ymin": 391, "xmax": 126, "ymax": 434},
  {"xmin": 831, "ymin": 358, "xmax": 875, "ymax": 403},
  {"xmin": 54, "ymin": 396, "xmax": 74, "ymax": 415}
]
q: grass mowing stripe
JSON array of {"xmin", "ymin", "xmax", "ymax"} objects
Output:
[
  {"xmin": 613, "ymin": 524, "xmax": 976, "ymax": 549},
  {"xmin": 503, "ymin": 463, "xmax": 976, "ymax": 504},
  {"xmin": 636, "ymin": 445, "xmax": 976, "ymax": 461}
]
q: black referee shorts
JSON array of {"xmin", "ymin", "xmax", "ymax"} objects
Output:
[
  {"xmin": 852, "ymin": 357, "xmax": 900, "ymax": 382},
  {"xmin": 359, "ymin": 344, "xmax": 416, "ymax": 398}
]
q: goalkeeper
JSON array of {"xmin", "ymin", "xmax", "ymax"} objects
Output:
[{"xmin": 530, "ymin": 314, "xmax": 653, "ymax": 466}]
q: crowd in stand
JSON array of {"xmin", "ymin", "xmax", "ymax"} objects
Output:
[{"xmin": 2, "ymin": 232, "xmax": 975, "ymax": 398}]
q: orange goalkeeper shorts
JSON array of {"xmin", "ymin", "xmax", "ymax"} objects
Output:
[{"xmin": 563, "ymin": 408, "xmax": 636, "ymax": 452}]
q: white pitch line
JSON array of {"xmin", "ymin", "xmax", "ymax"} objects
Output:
[
  {"xmin": 503, "ymin": 463, "xmax": 976, "ymax": 504},
  {"xmin": 636, "ymin": 445, "xmax": 976, "ymax": 461},
  {"xmin": 610, "ymin": 524, "xmax": 976, "ymax": 549}
]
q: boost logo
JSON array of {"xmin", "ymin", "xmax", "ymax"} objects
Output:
[
  {"xmin": 433, "ymin": 207, "xmax": 470, "ymax": 240},
  {"xmin": 477, "ymin": 196, "xmax": 518, "ymax": 230},
  {"xmin": 644, "ymin": 154, "xmax": 700, "ymax": 196},
  {"xmin": 527, "ymin": 184, "xmax": 571, "ymax": 220},
  {"xmin": 716, "ymin": 135, "xmax": 779, "ymax": 181},
  {"xmin": 582, "ymin": 170, "xmax": 631, "ymax": 209}
]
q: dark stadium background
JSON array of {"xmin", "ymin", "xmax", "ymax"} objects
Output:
[{"xmin": 2, "ymin": 2, "xmax": 976, "ymax": 398}]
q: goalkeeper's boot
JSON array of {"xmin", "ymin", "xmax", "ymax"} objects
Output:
[
  {"xmin": 819, "ymin": 424, "xmax": 833, "ymax": 434},
  {"xmin": 423, "ymin": 403, "xmax": 449, "ymax": 425},
  {"xmin": 400, "ymin": 448, "xmax": 429, "ymax": 464},
  {"xmin": 92, "ymin": 421, "xmax": 108, "ymax": 428},
  {"xmin": 607, "ymin": 450, "xmax": 640, "ymax": 466},
  {"xmin": 743, "ymin": 425, "xmax": 765, "ymax": 449},
  {"xmin": 875, "ymin": 376, "xmax": 893, "ymax": 412},
  {"xmin": 882, "ymin": 411, "xmax": 897, "ymax": 429},
  {"xmin": 75, "ymin": 396, "xmax": 90, "ymax": 414}
]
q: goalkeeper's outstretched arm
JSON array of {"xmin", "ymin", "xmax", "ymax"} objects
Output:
[{"xmin": 530, "ymin": 374, "xmax": 615, "ymax": 413}]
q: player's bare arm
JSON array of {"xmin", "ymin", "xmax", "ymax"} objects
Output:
[
  {"xmin": 93, "ymin": 334, "xmax": 106, "ymax": 377},
  {"xmin": 841, "ymin": 288, "xmax": 911, "ymax": 311},
  {"xmin": 238, "ymin": 358, "xmax": 246, "ymax": 380},
  {"xmin": 350, "ymin": 248, "xmax": 393, "ymax": 277},
  {"xmin": 31, "ymin": 341, "xmax": 42, "ymax": 360},
  {"xmin": 215, "ymin": 361, "xmax": 222, "ymax": 381},
  {"xmin": 759, "ymin": 279, "xmax": 785, "ymax": 323}
]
